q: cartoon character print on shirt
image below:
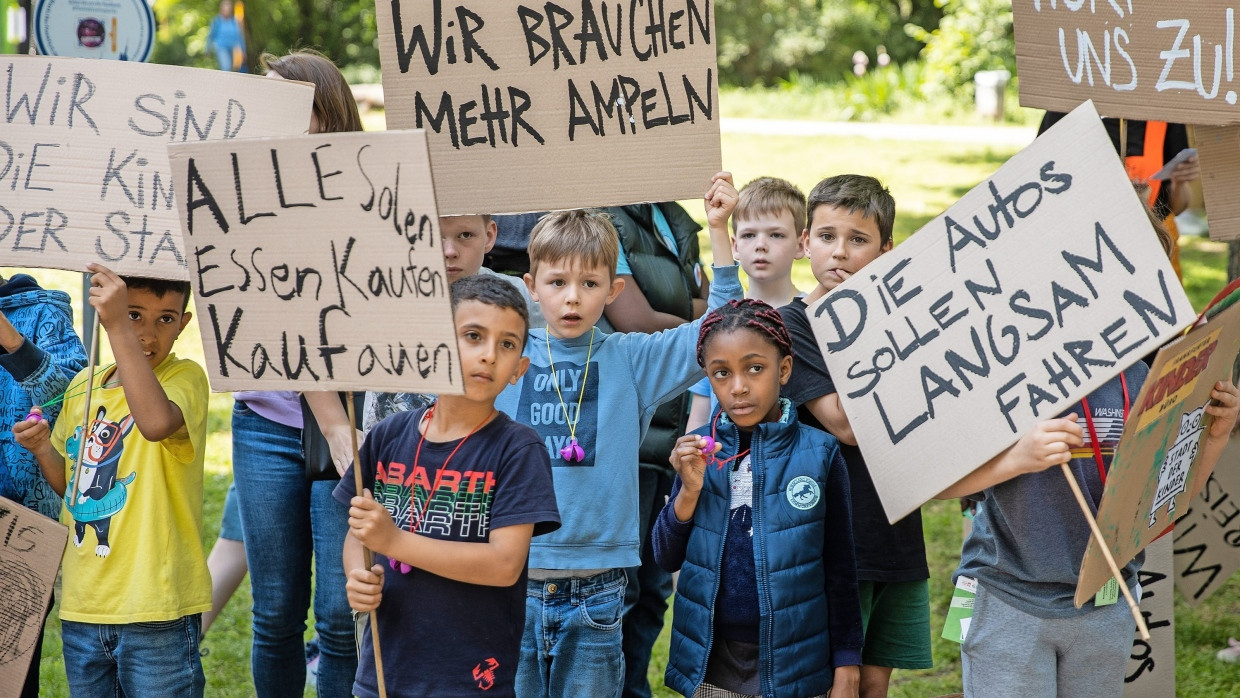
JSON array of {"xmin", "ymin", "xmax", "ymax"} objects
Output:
[
  {"xmin": 64, "ymin": 405, "xmax": 135, "ymax": 558},
  {"xmin": 373, "ymin": 458, "xmax": 497, "ymax": 540},
  {"xmin": 517, "ymin": 358, "xmax": 600, "ymax": 467}
]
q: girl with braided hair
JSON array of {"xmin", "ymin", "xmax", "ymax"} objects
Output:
[{"xmin": 653, "ymin": 299, "xmax": 863, "ymax": 698}]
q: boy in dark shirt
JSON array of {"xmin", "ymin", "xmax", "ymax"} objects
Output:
[
  {"xmin": 337, "ymin": 275, "xmax": 560, "ymax": 698},
  {"xmin": 779, "ymin": 175, "xmax": 931, "ymax": 697}
]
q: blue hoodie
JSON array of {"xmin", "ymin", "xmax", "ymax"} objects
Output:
[
  {"xmin": 0, "ymin": 275, "xmax": 88, "ymax": 519},
  {"xmin": 494, "ymin": 264, "xmax": 743, "ymax": 570}
]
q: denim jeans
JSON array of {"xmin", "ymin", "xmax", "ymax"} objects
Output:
[
  {"xmin": 623, "ymin": 467, "xmax": 676, "ymax": 698},
  {"xmin": 517, "ymin": 568, "xmax": 628, "ymax": 698},
  {"xmin": 231, "ymin": 401, "xmax": 356, "ymax": 698},
  {"xmin": 61, "ymin": 616, "xmax": 205, "ymax": 697}
]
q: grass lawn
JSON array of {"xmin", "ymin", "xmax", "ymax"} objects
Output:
[{"xmin": 22, "ymin": 125, "xmax": 1236, "ymax": 696}]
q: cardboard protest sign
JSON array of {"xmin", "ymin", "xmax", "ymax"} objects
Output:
[
  {"xmin": 808, "ymin": 102, "xmax": 1193, "ymax": 523},
  {"xmin": 0, "ymin": 56, "xmax": 313, "ymax": 279},
  {"xmin": 1013, "ymin": 4, "xmax": 1240, "ymax": 242},
  {"xmin": 1193, "ymin": 123, "xmax": 1240, "ymax": 242},
  {"xmin": 1123, "ymin": 535, "xmax": 1175, "ymax": 698},
  {"xmin": 1014, "ymin": 2, "xmax": 1240, "ymax": 125},
  {"xmin": 1172, "ymin": 432, "xmax": 1240, "ymax": 605},
  {"xmin": 168, "ymin": 130, "xmax": 462, "ymax": 394},
  {"xmin": 375, "ymin": 0, "xmax": 722, "ymax": 215},
  {"xmin": 1077, "ymin": 297, "xmax": 1240, "ymax": 603},
  {"xmin": 0, "ymin": 497, "xmax": 68, "ymax": 696}
]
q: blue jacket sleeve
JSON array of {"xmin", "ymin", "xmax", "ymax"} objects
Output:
[
  {"xmin": 822, "ymin": 449, "xmax": 864, "ymax": 668},
  {"xmin": 0, "ymin": 306, "xmax": 87, "ymax": 418},
  {"xmin": 619, "ymin": 264, "xmax": 744, "ymax": 413},
  {"xmin": 652, "ymin": 476, "xmax": 695, "ymax": 573}
]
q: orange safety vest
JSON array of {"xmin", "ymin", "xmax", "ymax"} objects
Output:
[{"xmin": 1124, "ymin": 121, "xmax": 1182, "ymax": 278}]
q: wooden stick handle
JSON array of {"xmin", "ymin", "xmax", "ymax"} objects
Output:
[
  {"xmin": 1059, "ymin": 463, "xmax": 1150, "ymax": 641},
  {"xmin": 69, "ymin": 313, "xmax": 102, "ymax": 502},
  {"xmin": 345, "ymin": 393, "xmax": 387, "ymax": 698}
]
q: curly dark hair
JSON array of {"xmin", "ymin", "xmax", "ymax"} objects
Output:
[{"xmin": 696, "ymin": 298, "xmax": 793, "ymax": 367}]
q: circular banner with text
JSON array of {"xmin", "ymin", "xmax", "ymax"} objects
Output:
[{"xmin": 34, "ymin": 0, "xmax": 155, "ymax": 62}]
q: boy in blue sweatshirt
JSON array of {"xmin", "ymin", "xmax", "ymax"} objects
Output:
[{"xmin": 499, "ymin": 174, "xmax": 743, "ymax": 698}]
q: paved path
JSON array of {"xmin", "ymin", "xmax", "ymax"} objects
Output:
[
  {"xmin": 721, "ymin": 117, "xmax": 1037, "ymax": 147},
  {"xmin": 352, "ymin": 84, "xmax": 1037, "ymax": 147}
]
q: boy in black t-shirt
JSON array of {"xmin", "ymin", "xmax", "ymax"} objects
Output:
[
  {"xmin": 336, "ymin": 275, "xmax": 560, "ymax": 698},
  {"xmin": 779, "ymin": 175, "xmax": 932, "ymax": 698}
]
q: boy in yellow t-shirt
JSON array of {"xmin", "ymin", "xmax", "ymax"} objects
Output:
[{"xmin": 15, "ymin": 263, "xmax": 210, "ymax": 696}]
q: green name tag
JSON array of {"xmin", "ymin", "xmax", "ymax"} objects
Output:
[
  {"xmin": 942, "ymin": 576, "xmax": 977, "ymax": 644},
  {"xmin": 1095, "ymin": 577, "xmax": 1120, "ymax": 607}
]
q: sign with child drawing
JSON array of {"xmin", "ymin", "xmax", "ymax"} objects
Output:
[
  {"xmin": 0, "ymin": 496, "xmax": 68, "ymax": 696},
  {"xmin": 0, "ymin": 56, "xmax": 314, "ymax": 280},
  {"xmin": 1076, "ymin": 296, "xmax": 1240, "ymax": 605},
  {"xmin": 375, "ymin": 0, "xmax": 722, "ymax": 215},
  {"xmin": 807, "ymin": 102, "xmax": 1194, "ymax": 523},
  {"xmin": 167, "ymin": 130, "xmax": 462, "ymax": 394}
]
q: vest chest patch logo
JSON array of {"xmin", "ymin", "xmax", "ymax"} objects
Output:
[{"xmin": 786, "ymin": 476, "xmax": 820, "ymax": 510}]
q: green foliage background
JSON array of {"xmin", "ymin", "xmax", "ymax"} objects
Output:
[
  {"xmin": 147, "ymin": 0, "xmax": 1013, "ymax": 99},
  {"xmin": 151, "ymin": 0, "xmax": 380, "ymax": 82}
]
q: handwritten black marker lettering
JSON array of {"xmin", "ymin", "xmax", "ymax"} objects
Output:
[
  {"xmin": 1063, "ymin": 339, "xmax": 1114, "ymax": 379},
  {"xmin": 1100, "ymin": 316, "xmax": 1146, "ymax": 360},
  {"xmin": 194, "ymin": 245, "xmax": 234, "ymax": 297},
  {"xmin": 813, "ymin": 287, "xmax": 868, "ymax": 353},
  {"xmin": 24, "ymin": 143, "xmax": 56, "ymax": 192},
  {"xmin": 232, "ymin": 152, "xmax": 275, "ymax": 225},
  {"xmin": 1123, "ymin": 269, "xmax": 1179, "ymax": 335},
  {"xmin": 389, "ymin": 0, "xmax": 498, "ymax": 75},
  {"xmin": 271, "ymin": 149, "xmax": 315, "ymax": 209},
  {"xmin": 1007, "ymin": 289, "xmax": 1054, "ymax": 341},
  {"xmin": 1041, "ymin": 352, "xmax": 1081, "ymax": 399},
  {"xmin": 184, "ymin": 157, "xmax": 230, "ymax": 234},
  {"xmin": 312, "ymin": 145, "xmax": 345, "ymax": 201},
  {"xmin": 12, "ymin": 209, "xmax": 67, "ymax": 253},
  {"xmin": 1061, "ymin": 221, "xmax": 1134, "ymax": 299},
  {"xmin": 1173, "ymin": 542, "xmax": 1221, "ymax": 600},
  {"xmin": 942, "ymin": 327, "xmax": 992, "ymax": 391}
]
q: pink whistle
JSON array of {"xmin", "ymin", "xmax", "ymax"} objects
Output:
[
  {"xmin": 26, "ymin": 406, "xmax": 43, "ymax": 423},
  {"xmin": 559, "ymin": 439, "xmax": 585, "ymax": 463},
  {"xmin": 700, "ymin": 436, "xmax": 716, "ymax": 455},
  {"xmin": 389, "ymin": 558, "xmax": 413, "ymax": 575}
]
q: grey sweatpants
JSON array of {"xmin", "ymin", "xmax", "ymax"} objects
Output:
[{"xmin": 960, "ymin": 582, "xmax": 1136, "ymax": 698}]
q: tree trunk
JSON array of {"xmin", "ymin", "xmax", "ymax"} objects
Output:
[{"xmin": 1230, "ymin": 240, "xmax": 1240, "ymax": 282}]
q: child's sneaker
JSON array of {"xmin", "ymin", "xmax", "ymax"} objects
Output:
[{"xmin": 1217, "ymin": 637, "xmax": 1240, "ymax": 663}]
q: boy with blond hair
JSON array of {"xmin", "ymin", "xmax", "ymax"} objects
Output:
[
  {"xmin": 500, "ymin": 174, "xmax": 743, "ymax": 697},
  {"xmin": 15, "ymin": 264, "xmax": 210, "ymax": 696},
  {"xmin": 778, "ymin": 175, "xmax": 931, "ymax": 698},
  {"xmin": 689, "ymin": 176, "xmax": 806, "ymax": 431}
]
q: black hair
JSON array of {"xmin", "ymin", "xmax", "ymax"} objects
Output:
[
  {"xmin": 450, "ymin": 275, "xmax": 530, "ymax": 349},
  {"xmin": 120, "ymin": 276, "xmax": 191, "ymax": 313},
  {"xmin": 696, "ymin": 299, "xmax": 794, "ymax": 367}
]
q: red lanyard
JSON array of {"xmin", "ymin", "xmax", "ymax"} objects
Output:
[
  {"xmin": 707, "ymin": 409, "xmax": 749, "ymax": 470},
  {"xmin": 405, "ymin": 403, "xmax": 495, "ymax": 534},
  {"xmin": 1078, "ymin": 374, "xmax": 1129, "ymax": 485}
]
